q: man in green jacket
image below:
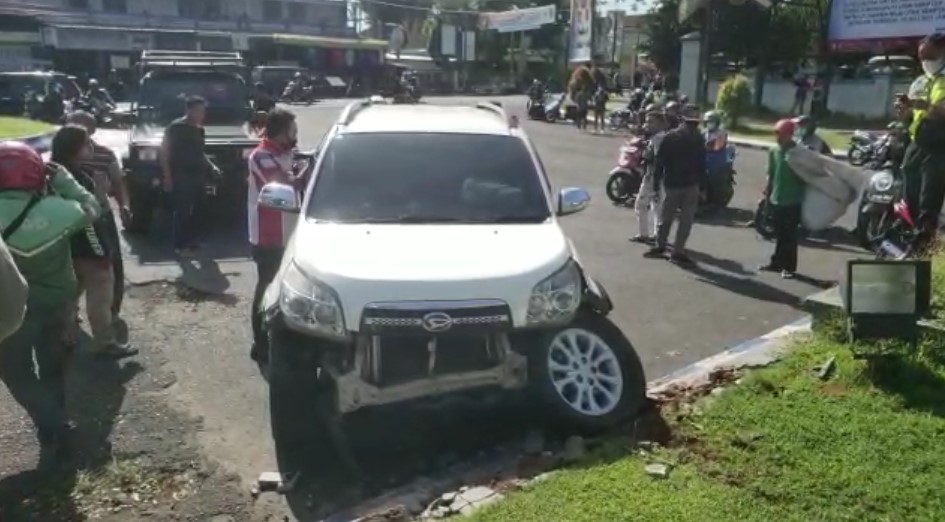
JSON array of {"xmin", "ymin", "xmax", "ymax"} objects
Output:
[
  {"xmin": 0, "ymin": 236, "xmax": 27, "ymax": 343},
  {"xmin": 0, "ymin": 155, "xmax": 100, "ymax": 465},
  {"xmin": 759, "ymin": 119, "xmax": 805, "ymax": 279}
]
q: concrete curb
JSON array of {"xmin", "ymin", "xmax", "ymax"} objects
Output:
[
  {"xmin": 321, "ymin": 316, "xmax": 814, "ymax": 522},
  {"xmin": 730, "ymin": 137, "xmax": 848, "ymax": 161},
  {"xmin": 0, "ymin": 129, "xmax": 56, "ymax": 154},
  {"xmin": 647, "ymin": 316, "xmax": 813, "ymax": 396}
]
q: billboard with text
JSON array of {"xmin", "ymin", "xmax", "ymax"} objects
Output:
[
  {"xmin": 569, "ymin": 0, "xmax": 594, "ymax": 62},
  {"xmin": 829, "ymin": 0, "xmax": 945, "ymax": 48}
]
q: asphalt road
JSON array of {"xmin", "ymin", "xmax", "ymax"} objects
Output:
[{"xmin": 0, "ymin": 95, "xmax": 867, "ymax": 520}]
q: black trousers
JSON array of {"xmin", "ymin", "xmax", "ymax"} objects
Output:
[
  {"xmin": 250, "ymin": 246, "xmax": 285, "ymax": 357},
  {"xmin": 770, "ymin": 204, "xmax": 801, "ymax": 273},
  {"xmin": 902, "ymin": 142, "xmax": 945, "ymax": 248}
]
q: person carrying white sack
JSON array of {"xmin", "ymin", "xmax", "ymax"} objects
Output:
[{"xmin": 631, "ymin": 108, "xmax": 670, "ymax": 244}]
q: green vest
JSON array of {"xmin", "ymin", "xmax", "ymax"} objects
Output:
[{"xmin": 909, "ymin": 74, "xmax": 945, "ymax": 138}]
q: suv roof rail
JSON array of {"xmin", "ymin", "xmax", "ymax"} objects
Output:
[
  {"xmin": 475, "ymin": 101, "xmax": 517, "ymax": 129},
  {"xmin": 139, "ymin": 50, "xmax": 244, "ymax": 72},
  {"xmin": 339, "ymin": 97, "xmax": 384, "ymax": 126}
]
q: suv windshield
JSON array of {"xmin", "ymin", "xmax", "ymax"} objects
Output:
[
  {"xmin": 138, "ymin": 72, "xmax": 248, "ymax": 124},
  {"xmin": 306, "ymin": 133, "xmax": 551, "ymax": 224}
]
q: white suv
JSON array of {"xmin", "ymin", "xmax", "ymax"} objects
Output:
[{"xmin": 258, "ymin": 100, "xmax": 646, "ymax": 450}]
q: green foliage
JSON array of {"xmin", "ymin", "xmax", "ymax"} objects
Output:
[
  {"xmin": 640, "ymin": 0, "xmax": 689, "ymax": 75},
  {"xmin": 715, "ymin": 74, "xmax": 752, "ymax": 127}
]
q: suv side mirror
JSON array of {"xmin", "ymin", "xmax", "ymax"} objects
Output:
[
  {"xmin": 557, "ymin": 187, "xmax": 590, "ymax": 216},
  {"xmin": 258, "ymin": 182, "xmax": 300, "ymax": 214}
]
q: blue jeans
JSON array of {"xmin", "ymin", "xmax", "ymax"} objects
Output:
[
  {"xmin": 172, "ymin": 183, "xmax": 202, "ymax": 249},
  {"xmin": 0, "ymin": 303, "xmax": 69, "ymax": 443}
]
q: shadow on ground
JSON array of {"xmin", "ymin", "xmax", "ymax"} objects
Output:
[{"xmin": 0, "ymin": 334, "xmax": 141, "ymax": 521}]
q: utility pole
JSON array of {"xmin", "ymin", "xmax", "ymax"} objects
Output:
[{"xmin": 697, "ymin": 0, "xmax": 712, "ymax": 105}]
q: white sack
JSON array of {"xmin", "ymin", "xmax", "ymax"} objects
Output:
[{"xmin": 784, "ymin": 146, "xmax": 871, "ymax": 231}]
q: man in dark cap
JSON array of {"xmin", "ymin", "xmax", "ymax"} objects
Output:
[
  {"xmin": 160, "ymin": 95, "xmax": 221, "ymax": 255},
  {"xmin": 644, "ymin": 104, "xmax": 706, "ymax": 264},
  {"xmin": 902, "ymin": 33, "xmax": 945, "ymax": 250}
]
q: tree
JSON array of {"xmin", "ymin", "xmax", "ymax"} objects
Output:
[{"xmin": 640, "ymin": 0, "xmax": 691, "ymax": 75}]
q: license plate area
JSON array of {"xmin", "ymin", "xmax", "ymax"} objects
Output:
[{"xmin": 374, "ymin": 333, "xmax": 500, "ymax": 387}]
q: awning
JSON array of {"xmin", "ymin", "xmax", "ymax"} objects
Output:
[{"xmin": 269, "ymin": 33, "xmax": 388, "ymax": 50}]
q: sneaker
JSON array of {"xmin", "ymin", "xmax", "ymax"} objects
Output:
[
  {"xmin": 781, "ymin": 270, "xmax": 796, "ymax": 279},
  {"xmin": 629, "ymin": 235, "xmax": 654, "ymax": 244},
  {"xmin": 93, "ymin": 342, "xmax": 138, "ymax": 359},
  {"xmin": 643, "ymin": 247, "xmax": 667, "ymax": 259}
]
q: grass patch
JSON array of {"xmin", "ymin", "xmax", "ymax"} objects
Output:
[
  {"xmin": 470, "ymin": 333, "xmax": 945, "ymax": 522},
  {"xmin": 0, "ymin": 116, "xmax": 52, "ymax": 140}
]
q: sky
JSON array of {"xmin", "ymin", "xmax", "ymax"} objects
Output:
[{"xmin": 595, "ymin": 0, "xmax": 656, "ymax": 15}]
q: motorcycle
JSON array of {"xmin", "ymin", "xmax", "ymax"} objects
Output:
[
  {"xmin": 872, "ymin": 198, "xmax": 919, "ymax": 260},
  {"xmin": 605, "ymin": 136, "xmax": 648, "ymax": 204},
  {"xmin": 543, "ymin": 93, "xmax": 579, "ymax": 123},
  {"xmin": 847, "ymin": 130, "xmax": 883, "ymax": 166},
  {"xmin": 855, "ymin": 167, "xmax": 902, "ymax": 250},
  {"xmin": 607, "ymin": 108, "xmax": 634, "ymax": 131},
  {"xmin": 526, "ymin": 93, "xmax": 546, "ymax": 120}
]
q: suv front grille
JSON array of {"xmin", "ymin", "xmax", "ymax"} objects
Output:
[{"xmin": 361, "ymin": 300, "xmax": 512, "ymax": 335}]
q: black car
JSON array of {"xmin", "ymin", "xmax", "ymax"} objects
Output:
[
  {"xmin": 0, "ymin": 71, "xmax": 80, "ymax": 118},
  {"xmin": 123, "ymin": 51, "xmax": 260, "ymax": 234}
]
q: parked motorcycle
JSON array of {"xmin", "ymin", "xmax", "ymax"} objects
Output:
[
  {"xmin": 544, "ymin": 93, "xmax": 579, "ymax": 123},
  {"xmin": 527, "ymin": 94, "xmax": 547, "ymax": 120},
  {"xmin": 605, "ymin": 136, "xmax": 648, "ymax": 204},
  {"xmin": 847, "ymin": 129, "xmax": 887, "ymax": 167},
  {"xmin": 607, "ymin": 108, "xmax": 634, "ymax": 131},
  {"xmin": 855, "ymin": 167, "xmax": 902, "ymax": 250},
  {"xmin": 873, "ymin": 198, "xmax": 919, "ymax": 260}
]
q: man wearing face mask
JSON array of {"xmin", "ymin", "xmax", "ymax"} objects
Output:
[
  {"xmin": 902, "ymin": 33, "xmax": 945, "ymax": 250},
  {"xmin": 247, "ymin": 108, "xmax": 301, "ymax": 365}
]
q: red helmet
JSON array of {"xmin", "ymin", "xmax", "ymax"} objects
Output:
[
  {"xmin": 774, "ymin": 118, "xmax": 796, "ymax": 139},
  {"xmin": 0, "ymin": 141, "xmax": 46, "ymax": 191}
]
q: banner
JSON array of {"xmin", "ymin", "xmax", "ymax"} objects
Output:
[
  {"xmin": 569, "ymin": 0, "xmax": 594, "ymax": 63},
  {"xmin": 479, "ymin": 5, "xmax": 556, "ymax": 33},
  {"xmin": 828, "ymin": 0, "xmax": 945, "ymax": 43}
]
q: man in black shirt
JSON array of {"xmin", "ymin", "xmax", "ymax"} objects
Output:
[
  {"xmin": 644, "ymin": 104, "xmax": 707, "ymax": 264},
  {"xmin": 160, "ymin": 96, "xmax": 220, "ymax": 254}
]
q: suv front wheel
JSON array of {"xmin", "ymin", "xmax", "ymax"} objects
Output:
[{"xmin": 531, "ymin": 312, "xmax": 647, "ymax": 431}]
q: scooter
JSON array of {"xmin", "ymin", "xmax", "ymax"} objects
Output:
[
  {"xmin": 605, "ymin": 136, "xmax": 648, "ymax": 204},
  {"xmin": 699, "ymin": 144, "xmax": 737, "ymax": 211},
  {"xmin": 544, "ymin": 93, "xmax": 579, "ymax": 123},
  {"xmin": 526, "ymin": 93, "xmax": 547, "ymax": 120}
]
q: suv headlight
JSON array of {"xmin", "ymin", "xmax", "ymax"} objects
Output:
[
  {"xmin": 526, "ymin": 261, "xmax": 581, "ymax": 326},
  {"xmin": 138, "ymin": 148, "xmax": 159, "ymax": 162},
  {"xmin": 870, "ymin": 171, "xmax": 895, "ymax": 192},
  {"xmin": 279, "ymin": 263, "xmax": 346, "ymax": 339}
]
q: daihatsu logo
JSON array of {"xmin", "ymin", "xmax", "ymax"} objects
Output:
[{"xmin": 421, "ymin": 312, "xmax": 453, "ymax": 332}]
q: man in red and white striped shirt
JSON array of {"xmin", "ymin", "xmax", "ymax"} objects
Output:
[{"xmin": 247, "ymin": 108, "xmax": 300, "ymax": 364}]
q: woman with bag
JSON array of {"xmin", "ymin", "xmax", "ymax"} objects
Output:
[{"xmin": 0, "ymin": 138, "xmax": 100, "ymax": 466}]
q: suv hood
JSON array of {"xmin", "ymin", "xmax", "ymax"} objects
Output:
[
  {"xmin": 285, "ymin": 222, "xmax": 572, "ymax": 330},
  {"xmin": 131, "ymin": 122, "xmax": 259, "ymax": 145}
]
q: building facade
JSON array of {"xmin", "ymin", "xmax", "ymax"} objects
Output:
[{"xmin": 0, "ymin": 0, "xmax": 388, "ymax": 80}]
